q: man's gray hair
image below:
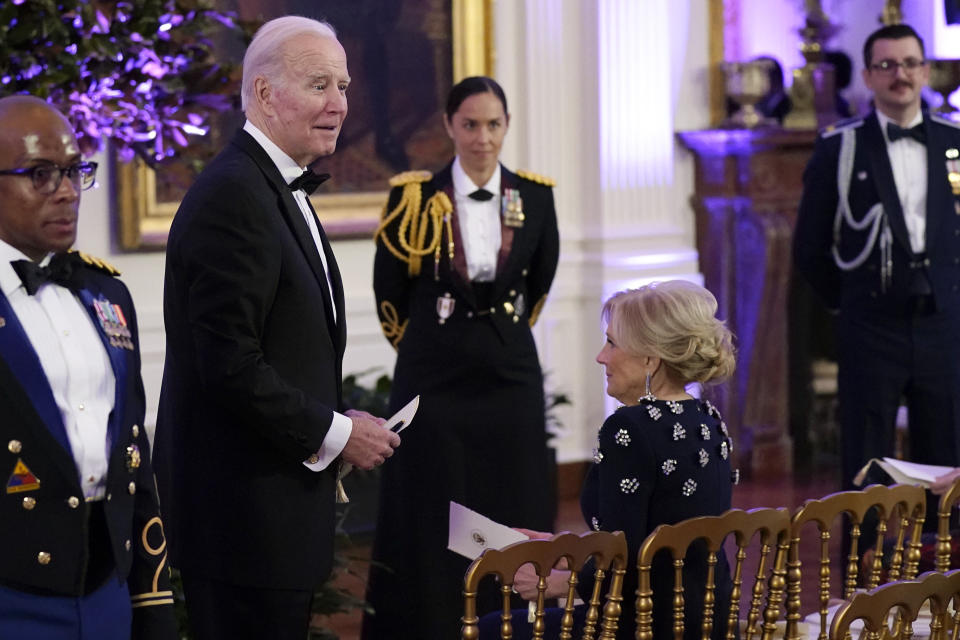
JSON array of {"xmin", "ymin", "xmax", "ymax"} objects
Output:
[{"xmin": 241, "ymin": 16, "xmax": 337, "ymax": 112}]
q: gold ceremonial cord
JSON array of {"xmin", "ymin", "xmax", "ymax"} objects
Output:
[
  {"xmin": 374, "ymin": 183, "xmax": 454, "ymax": 277},
  {"xmin": 379, "ymin": 300, "xmax": 408, "ymax": 349}
]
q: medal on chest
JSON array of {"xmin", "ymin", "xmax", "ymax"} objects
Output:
[{"xmin": 502, "ymin": 188, "xmax": 525, "ymax": 228}]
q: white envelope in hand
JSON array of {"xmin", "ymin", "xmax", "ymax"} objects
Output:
[
  {"xmin": 383, "ymin": 395, "xmax": 419, "ymax": 433},
  {"xmin": 336, "ymin": 395, "xmax": 420, "ymax": 477}
]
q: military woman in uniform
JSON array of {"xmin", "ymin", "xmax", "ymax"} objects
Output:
[{"xmin": 363, "ymin": 76, "xmax": 560, "ymax": 639}]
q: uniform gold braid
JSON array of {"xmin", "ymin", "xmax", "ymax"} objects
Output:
[
  {"xmin": 528, "ymin": 294, "xmax": 548, "ymax": 327},
  {"xmin": 374, "ymin": 184, "xmax": 454, "ymax": 277},
  {"xmin": 379, "ymin": 300, "xmax": 408, "ymax": 350}
]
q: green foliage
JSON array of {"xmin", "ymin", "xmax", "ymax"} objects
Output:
[
  {"xmin": 342, "ymin": 368, "xmax": 392, "ymax": 417},
  {"xmin": 0, "ymin": 0, "xmax": 245, "ymax": 162}
]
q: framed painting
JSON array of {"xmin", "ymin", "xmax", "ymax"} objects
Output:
[{"xmin": 115, "ymin": 0, "xmax": 494, "ymax": 250}]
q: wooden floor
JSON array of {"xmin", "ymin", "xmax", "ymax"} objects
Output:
[{"xmin": 318, "ymin": 465, "xmax": 850, "ymax": 639}]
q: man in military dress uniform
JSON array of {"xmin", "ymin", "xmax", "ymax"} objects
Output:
[
  {"xmin": 795, "ymin": 24, "xmax": 960, "ymax": 488},
  {"xmin": 0, "ymin": 95, "xmax": 175, "ymax": 639}
]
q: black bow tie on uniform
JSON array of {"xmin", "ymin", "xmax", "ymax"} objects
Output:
[
  {"xmin": 12, "ymin": 253, "xmax": 81, "ymax": 295},
  {"xmin": 887, "ymin": 122, "xmax": 927, "ymax": 145},
  {"xmin": 468, "ymin": 188, "xmax": 495, "ymax": 202},
  {"xmin": 289, "ymin": 170, "xmax": 331, "ymax": 195}
]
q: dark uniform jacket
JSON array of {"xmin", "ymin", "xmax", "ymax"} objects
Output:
[
  {"xmin": 794, "ymin": 111, "xmax": 960, "ymax": 315},
  {"xmin": 0, "ymin": 253, "xmax": 175, "ymax": 639},
  {"xmin": 374, "ymin": 162, "xmax": 559, "ymax": 351},
  {"xmin": 154, "ymin": 129, "xmax": 346, "ymax": 590},
  {"xmin": 364, "ymin": 162, "xmax": 559, "ymax": 639}
]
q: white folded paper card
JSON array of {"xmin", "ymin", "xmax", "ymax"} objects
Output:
[
  {"xmin": 383, "ymin": 395, "xmax": 420, "ymax": 434},
  {"xmin": 448, "ymin": 501, "xmax": 538, "ymax": 622},
  {"xmin": 854, "ymin": 457, "xmax": 955, "ymax": 488},
  {"xmin": 330, "ymin": 395, "xmax": 420, "ymax": 476},
  {"xmin": 447, "ymin": 501, "xmax": 527, "ymax": 560}
]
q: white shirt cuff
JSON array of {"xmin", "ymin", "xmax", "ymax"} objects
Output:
[{"xmin": 302, "ymin": 411, "xmax": 353, "ymax": 471}]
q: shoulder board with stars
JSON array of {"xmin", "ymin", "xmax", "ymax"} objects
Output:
[
  {"xmin": 930, "ymin": 113, "xmax": 960, "ymax": 131},
  {"xmin": 72, "ymin": 250, "xmax": 121, "ymax": 276},
  {"xmin": 820, "ymin": 117, "xmax": 864, "ymax": 139},
  {"xmin": 515, "ymin": 170, "xmax": 556, "ymax": 187},
  {"xmin": 388, "ymin": 170, "xmax": 433, "ymax": 188}
]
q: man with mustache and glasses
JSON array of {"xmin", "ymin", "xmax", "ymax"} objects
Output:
[
  {"xmin": 0, "ymin": 95, "xmax": 175, "ymax": 639},
  {"xmin": 795, "ymin": 23, "xmax": 960, "ymax": 491}
]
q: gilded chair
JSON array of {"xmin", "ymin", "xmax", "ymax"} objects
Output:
[
  {"xmin": 785, "ymin": 484, "xmax": 927, "ymax": 640},
  {"xmin": 935, "ymin": 477, "xmax": 960, "ymax": 572},
  {"xmin": 461, "ymin": 530, "xmax": 629, "ymax": 640},
  {"xmin": 634, "ymin": 507, "xmax": 792, "ymax": 640},
  {"xmin": 829, "ymin": 569, "xmax": 960, "ymax": 640}
]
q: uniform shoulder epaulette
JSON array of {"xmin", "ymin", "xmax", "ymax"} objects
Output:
[
  {"xmin": 515, "ymin": 170, "xmax": 556, "ymax": 187},
  {"xmin": 930, "ymin": 113, "xmax": 960, "ymax": 130},
  {"xmin": 71, "ymin": 250, "xmax": 121, "ymax": 276},
  {"xmin": 388, "ymin": 170, "xmax": 433, "ymax": 188},
  {"xmin": 820, "ymin": 117, "xmax": 864, "ymax": 139}
]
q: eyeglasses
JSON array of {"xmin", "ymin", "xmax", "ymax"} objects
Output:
[
  {"xmin": 870, "ymin": 58, "xmax": 927, "ymax": 75},
  {"xmin": 0, "ymin": 162, "xmax": 98, "ymax": 194}
]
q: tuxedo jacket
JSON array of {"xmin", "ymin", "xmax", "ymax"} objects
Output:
[
  {"xmin": 794, "ymin": 111, "xmax": 960, "ymax": 316},
  {"xmin": 0, "ymin": 255, "xmax": 175, "ymax": 639},
  {"xmin": 154, "ymin": 129, "xmax": 346, "ymax": 590},
  {"xmin": 373, "ymin": 163, "xmax": 559, "ymax": 356}
]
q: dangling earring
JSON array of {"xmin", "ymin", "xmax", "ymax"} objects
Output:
[{"xmin": 640, "ymin": 371, "xmax": 656, "ymax": 403}]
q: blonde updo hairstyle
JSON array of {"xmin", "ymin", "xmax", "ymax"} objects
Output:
[{"xmin": 601, "ymin": 281, "xmax": 736, "ymax": 386}]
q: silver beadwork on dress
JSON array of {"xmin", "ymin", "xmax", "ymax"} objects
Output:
[
  {"xmin": 592, "ymin": 448, "xmax": 603, "ymax": 464},
  {"xmin": 731, "ymin": 469, "xmax": 741, "ymax": 485},
  {"xmin": 592, "ymin": 516, "xmax": 601, "ymax": 531},
  {"xmin": 720, "ymin": 440, "xmax": 729, "ymax": 460},
  {"xmin": 666, "ymin": 400, "xmax": 683, "ymax": 414},
  {"xmin": 700, "ymin": 423, "xmax": 711, "ymax": 440},
  {"xmin": 662, "ymin": 459, "xmax": 677, "ymax": 475},
  {"xmin": 698, "ymin": 448, "xmax": 709, "ymax": 467},
  {"xmin": 720, "ymin": 421, "xmax": 729, "ymax": 437},
  {"xmin": 646, "ymin": 404, "xmax": 662, "ymax": 420},
  {"xmin": 704, "ymin": 400, "xmax": 720, "ymax": 418},
  {"xmin": 672, "ymin": 423, "xmax": 686, "ymax": 441},
  {"xmin": 682, "ymin": 479, "xmax": 697, "ymax": 496},
  {"xmin": 614, "ymin": 428, "xmax": 631, "ymax": 446},
  {"xmin": 620, "ymin": 477, "xmax": 640, "ymax": 494}
]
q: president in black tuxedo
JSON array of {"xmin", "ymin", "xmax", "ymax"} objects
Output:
[
  {"xmin": 795, "ymin": 23, "xmax": 960, "ymax": 488},
  {"xmin": 0, "ymin": 96, "xmax": 175, "ymax": 639},
  {"xmin": 153, "ymin": 16, "xmax": 399, "ymax": 640}
]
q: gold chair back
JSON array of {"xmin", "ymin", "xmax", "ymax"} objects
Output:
[
  {"xmin": 829, "ymin": 569, "xmax": 960, "ymax": 640},
  {"xmin": 635, "ymin": 507, "xmax": 792, "ymax": 640},
  {"xmin": 935, "ymin": 478, "xmax": 960, "ymax": 573},
  {"xmin": 785, "ymin": 484, "xmax": 927, "ymax": 640},
  {"xmin": 461, "ymin": 530, "xmax": 629, "ymax": 640}
]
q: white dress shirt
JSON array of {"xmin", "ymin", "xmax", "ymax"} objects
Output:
[
  {"xmin": 451, "ymin": 157, "xmax": 502, "ymax": 282},
  {"xmin": 243, "ymin": 120, "xmax": 352, "ymax": 471},
  {"xmin": 0, "ymin": 239, "xmax": 115, "ymax": 500},
  {"xmin": 877, "ymin": 110, "xmax": 928, "ymax": 254}
]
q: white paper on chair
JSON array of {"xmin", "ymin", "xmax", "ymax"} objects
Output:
[
  {"xmin": 854, "ymin": 457, "xmax": 955, "ymax": 488},
  {"xmin": 447, "ymin": 501, "xmax": 527, "ymax": 560},
  {"xmin": 804, "ymin": 602, "xmax": 934, "ymax": 640}
]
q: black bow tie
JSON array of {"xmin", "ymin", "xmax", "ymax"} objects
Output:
[
  {"xmin": 887, "ymin": 122, "xmax": 927, "ymax": 145},
  {"xmin": 12, "ymin": 253, "xmax": 81, "ymax": 295},
  {"xmin": 468, "ymin": 188, "xmax": 495, "ymax": 202},
  {"xmin": 289, "ymin": 170, "xmax": 331, "ymax": 195}
]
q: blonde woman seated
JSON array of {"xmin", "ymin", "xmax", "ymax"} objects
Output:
[{"xmin": 479, "ymin": 280, "xmax": 739, "ymax": 640}]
